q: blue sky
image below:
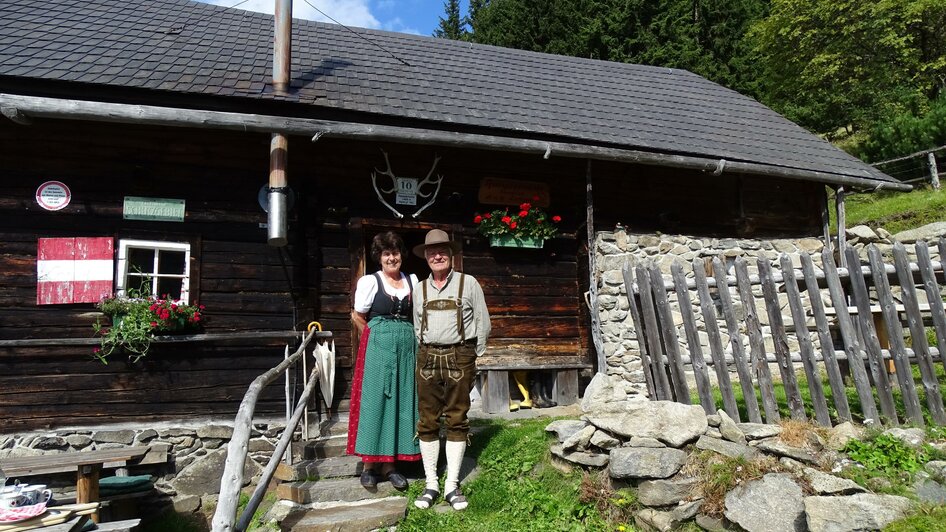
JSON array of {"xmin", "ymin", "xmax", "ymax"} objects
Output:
[{"xmin": 199, "ymin": 0, "xmax": 468, "ymax": 36}]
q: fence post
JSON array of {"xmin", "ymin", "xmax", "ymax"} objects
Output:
[{"xmin": 929, "ymin": 152, "xmax": 941, "ymax": 190}]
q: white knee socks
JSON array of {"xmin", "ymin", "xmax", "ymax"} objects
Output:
[
  {"xmin": 444, "ymin": 440, "xmax": 466, "ymax": 495},
  {"xmin": 419, "ymin": 439, "xmax": 440, "ymax": 491}
]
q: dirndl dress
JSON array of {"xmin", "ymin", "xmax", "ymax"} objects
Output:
[{"xmin": 346, "ymin": 273, "xmax": 421, "ymax": 462}]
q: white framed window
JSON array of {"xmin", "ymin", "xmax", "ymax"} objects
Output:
[{"xmin": 116, "ymin": 240, "xmax": 191, "ymax": 303}]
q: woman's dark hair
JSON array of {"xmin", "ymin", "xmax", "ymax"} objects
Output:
[{"xmin": 370, "ymin": 231, "xmax": 406, "ymax": 264}]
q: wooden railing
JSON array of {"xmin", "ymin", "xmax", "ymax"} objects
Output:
[
  {"xmin": 211, "ymin": 326, "xmax": 332, "ymax": 532},
  {"xmin": 624, "ymin": 239, "xmax": 946, "ymax": 428}
]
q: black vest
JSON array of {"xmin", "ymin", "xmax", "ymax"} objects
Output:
[{"xmin": 367, "ymin": 272, "xmax": 413, "ymax": 320}]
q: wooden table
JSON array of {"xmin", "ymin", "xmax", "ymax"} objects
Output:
[{"xmin": 1, "ymin": 447, "xmax": 151, "ymax": 523}]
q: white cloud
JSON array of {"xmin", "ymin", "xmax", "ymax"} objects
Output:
[
  {"xmin": 201, "ymin": 0, "xmax": 380, "ymax": 29},
  {"xmin": 381, "ymin": 16, "xmax": 420, "ymax": 35}
]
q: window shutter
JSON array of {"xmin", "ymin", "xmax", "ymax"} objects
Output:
[{"xmin": 37, "ymin": 237, "xmax": 114, "ymax": 304}]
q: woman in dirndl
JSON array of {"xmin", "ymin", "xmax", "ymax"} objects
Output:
[{"xmin": 347, "ymin": 231, "xmax": 420, "ymax": 490}]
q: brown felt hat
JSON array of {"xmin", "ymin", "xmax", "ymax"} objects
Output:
[{"xmin": 413, "ymin": 229, "xmax": 462, "ymax": 258}]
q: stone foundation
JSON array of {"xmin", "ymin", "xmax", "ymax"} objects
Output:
[
  {"xmin": 593, "ymin": 224, "xmax": 945, "ymax": 399},
  {"xmin": 0, "ymin": 420, "xmax": 290, "ymax": 515}
]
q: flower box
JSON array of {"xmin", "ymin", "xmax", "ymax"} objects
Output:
[{"xmin": 489, "ymin": 235, "xmax": 545, "ymax": 248}]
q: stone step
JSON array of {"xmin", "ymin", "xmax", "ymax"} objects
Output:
[
  {"xmin": 276, "ymin": 476, "xmax": 412, "ymax": 504},
  {"xmin": 275, "ymin": 454, "xmax": 364, "ymax": 482},
  {"xmin": 282, "ymin": 497, "xmax": 408, "ymax": 532},
  {"xmin": 291, "ymin": 434, "xmax": 348, "ymax": 461}
]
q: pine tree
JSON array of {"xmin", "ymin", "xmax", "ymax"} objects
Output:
[{"xmin": 433, "ymin": 0, "xmax": 466, "ymax": 40}]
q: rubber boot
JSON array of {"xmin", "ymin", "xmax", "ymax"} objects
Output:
[
  {"xmin": 511, "ymin": 371, "xmax": 532, "ymax": 409},
  {"xmin": 540, "ymin": 371, "xmax": 557, "ymax": 407},
  {"xmin": 529, "ymin": 377, "xmax": 551, "ymax": 408}
]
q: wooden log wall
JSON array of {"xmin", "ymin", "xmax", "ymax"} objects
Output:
[
  {"xmin": 0, "ymin": 113, "xmax": 831, "ymax": 431},
  {"xmin": 0, "ymin": 119, "xmax": 303, "ymax": 431}
]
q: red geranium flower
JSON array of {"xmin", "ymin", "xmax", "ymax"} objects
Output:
[
  {"xmin": 510, "ymin": 221, "xmax": 517, "ymax": 229},
  {"xmin": 519, "ymin": 210, "xmax": 529, "ymax": 217},
  {"xmin": 483, "ymin": 213, "xmax": 491, "ymax": 219},
  {"xmin": 552, "ymin": 215, "xmax": 562, "ymax": 223},
  {"xmin": 501, "ymin": 215, "xmax": 512, "ymax": 224},
  {"xmin": 520, "ymin": 202, "xmax": 531, "ymax": 211},
  {"xmin": 474, "ymin": 215, "xmax": 483, "ymax": 224}
]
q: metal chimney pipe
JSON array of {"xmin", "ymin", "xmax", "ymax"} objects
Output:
[{"xmin": 268, "ymin": 0, "xmax": 292, "ymax": 247}]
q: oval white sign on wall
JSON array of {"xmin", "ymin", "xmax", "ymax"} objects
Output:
[{"xmin": 36, "ymin": 181, "xmax": 71, "ymax": 211}]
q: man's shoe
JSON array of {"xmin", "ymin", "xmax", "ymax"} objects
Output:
[
  {"xmin": 414, "ymin": 488, "xmax": 439, "ymax": 509},
  {"xmin": 445, "ymin": 488, "xmax": 468, "ymax": 511}
]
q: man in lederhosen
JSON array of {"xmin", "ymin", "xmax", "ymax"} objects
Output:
[{"xmin": 411, "ymin": 229, "xmax": 490, "ymax": 511}]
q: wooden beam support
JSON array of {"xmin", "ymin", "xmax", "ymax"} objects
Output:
[{"xmin": 0, "ymin": 93, "xmax": 911, "ymax": 192}]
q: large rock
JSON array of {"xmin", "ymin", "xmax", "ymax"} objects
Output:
[
  {"xmin": 587, "ymin": 401, "xmax": 707, "ymax": 447},
  {"xmin": 846, "ymin": 225, "xmax": 879, "ymax": 242},
  {"xmin": 753, "ymin": 440, "xmax": 817, "ymax": 465},
  {"xmin": 590, "ymin": 430, "xmax": 620, "ymax": 450},
  {"xmin": 550, "ymin": 444, "xmax": 609, "ymax": 468},
  {"xmin": 883, "ymin": 427, "xmax": 926, "ymax": 448},
  {"xmin": 826, "ymin": 422, "xmax": 861, "ymax": 451},
  {"xmin": 717, "ymin": 410, "xmax": 746, "ymax": 444},
  {"xmin": 562, "ymin": 425, "xmax": 596, "ymax": 451},
  {"xmin": 635, "ymin": 501, "xmax": 703, "ymax": 532},
  {"xmin": 545, "ymin": 420, "xmax": 588, "ymax": 443},
  {"xmin": 637, "ymin": 477, "xmax": 700, "ymax": 507},
  {"xmin": 724, "ymin": 473, "xmax": 805, "ymax": 532},
  {"xmin": 172, "ymin": 448, "xmax": 259, "ymax": 496},
  {"xmin": 609, "ymin": 447, "xmax": 687, "ymax": 479},
  {"xmin": 581, "ymin": 373, "xmax": 630, "ymax": 413},
  {"xmin": 802, "ymin": 467, "xmax": 865, "ymax": 495},
  {"xmin": 804, "ymin": 493, "xmax": 912, "ymax": 532},
  {"xmin": 913, "ymin": 472, "xmax": 946, "ymax": 504},
  {"xmin": 737, "ymin": 423, "xmax": 781, "ymax": 440},
  {"xmin": 695, "ymin": 435, "xmax": 759, "ymax": 460},
  {"xmin": 892, "ymin": 221, "xmax": 946, "ymax": 243}
]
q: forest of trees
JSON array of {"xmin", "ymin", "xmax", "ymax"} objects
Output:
[{"xmin": 433, "ymin": 0, "xmax": 946, "ymax": 163}]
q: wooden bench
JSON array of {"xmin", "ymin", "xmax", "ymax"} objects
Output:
[
  {"xmin": 0, "ymin": 446, "xmax": 166, "ymax": 523},
  {"xmin": 476, "ymin": 355, "xmax": 592, "ymax": 414}
]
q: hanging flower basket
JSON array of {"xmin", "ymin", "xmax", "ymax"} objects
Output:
[{"xmin": 489, "ymin": 235, "xmax": 545, "ymax": 248}]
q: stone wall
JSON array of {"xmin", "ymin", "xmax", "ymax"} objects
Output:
[
  {"xmin": 0, "ymin": 420, "xmax": 287, "ymax": 515},
  {"xmin": 593, "ymin": 224, "xmax": 946, "ymax": 398}
]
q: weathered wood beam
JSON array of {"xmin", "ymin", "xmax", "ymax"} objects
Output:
[
  {"xmin": 585, "ymin": 160, "xmax": 606, "ymax": 374},
  {"xmin": 0, "ymin": 93, "xmax": 911, "ymax": 192}
]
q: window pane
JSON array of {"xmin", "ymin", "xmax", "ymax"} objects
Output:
[
  {"xmin": 128, "ymin": 248, "xmax": 155, "ymax": 274},
  {"xmin": 126, "ymin": 273, "xmax": 154, "ymax": 297},
  {"xmin": 158, "ymin": 250, "xmax": 186, "ymax": 275},
  {"xmin": 157, "ymin": 277, "xmax": 183, "ymax": 300}
]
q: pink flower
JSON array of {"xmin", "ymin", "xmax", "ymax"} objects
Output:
[{"xmin": 93, "ymin": 346, "xmax": 101, "ymax": 354}]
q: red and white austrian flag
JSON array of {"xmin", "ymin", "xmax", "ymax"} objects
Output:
[{"xmin": 37, "ymin": 237, "xmax": 114, "ymax": 305}]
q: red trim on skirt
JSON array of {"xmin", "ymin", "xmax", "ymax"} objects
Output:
[
  {"xmin": 356, "ymin": 453, "xmax": 422, "ymax": 463},
  {"xmin": 346, "ymin": 326, "xmax": 371, "ymax": 456}
]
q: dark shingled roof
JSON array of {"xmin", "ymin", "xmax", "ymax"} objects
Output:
[{"xmin": 0, "ymin": 0, "xmax": 893, "ymax": 184}]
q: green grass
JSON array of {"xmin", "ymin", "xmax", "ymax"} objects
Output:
[
  {"xmin": 830, "ymin": 186, "xmax": 946, "ymax": 235},
  {"xmin": 397, "ymin": 418, "xmax": 614, "ymax": 532},
  {"xmin": 884, "ymin": 505, "xmax": 946, "ymax": 531}
]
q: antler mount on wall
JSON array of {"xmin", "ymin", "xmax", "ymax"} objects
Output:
[{"xmin": 370, "ymin": 149, "xmax": 443, "ymax": 219}]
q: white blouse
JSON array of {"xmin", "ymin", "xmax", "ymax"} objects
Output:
[{"xmin": 353, "ymin": 271, "xmax": 419, "ymax": 313}]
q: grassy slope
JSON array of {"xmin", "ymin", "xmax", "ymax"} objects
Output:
[{"xmin": 832, "ymin": 186, "xmax": 946, "ymax": 235}]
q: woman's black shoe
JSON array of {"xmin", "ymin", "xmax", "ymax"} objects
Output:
[
  {"xmin": 385, "ymin": 470, "xmax": 409, "ymax": 491},
  {"xmin": 360, "ymin": 470, "xmax": 379, "ymax": 489}
]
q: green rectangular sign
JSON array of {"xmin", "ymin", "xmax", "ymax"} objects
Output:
[{"xmin": 123, "ymin": 196, "xmax": 185, "ymax": 222}]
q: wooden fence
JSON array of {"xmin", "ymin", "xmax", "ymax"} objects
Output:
[{"xmin": 624, "ymin": 239, "xmax": 946, "ymax": 428}]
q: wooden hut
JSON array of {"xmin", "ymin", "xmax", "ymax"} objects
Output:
[{"xmin": 0, "ymin": 0, "xmax": 905, "ymax": 432}]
